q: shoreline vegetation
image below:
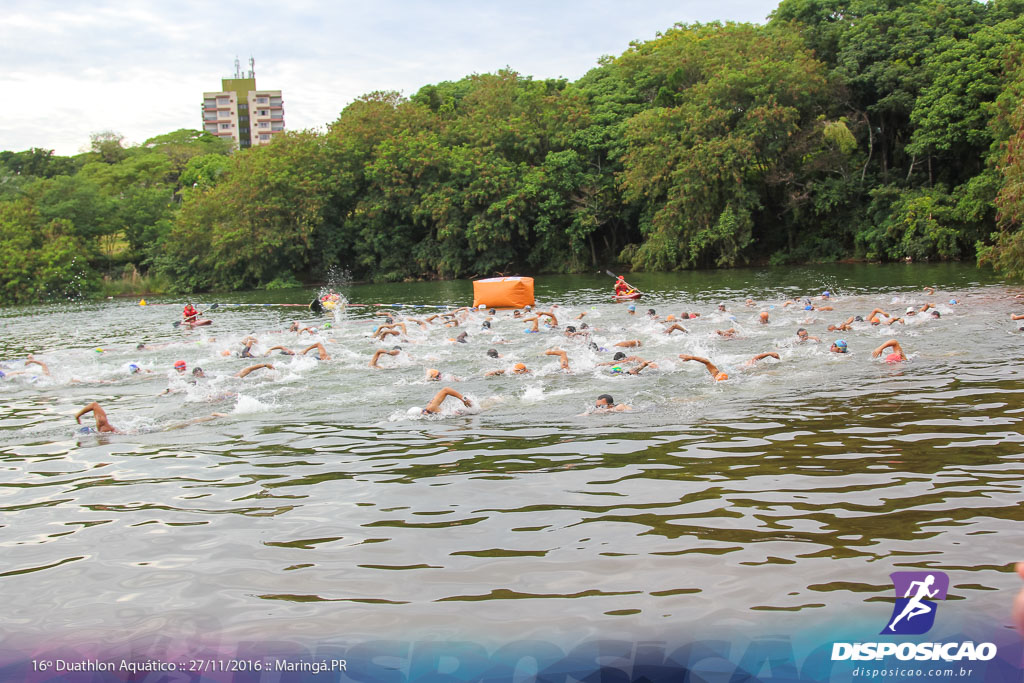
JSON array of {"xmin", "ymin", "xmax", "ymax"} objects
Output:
[{"xmin": 3, "ymin": 0, "xmax": 1024, "ymax": 305}]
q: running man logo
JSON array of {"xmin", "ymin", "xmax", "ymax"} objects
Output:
[{"xmin": 881, "ymin": 571, "xmax": 949, "ymax": 635}]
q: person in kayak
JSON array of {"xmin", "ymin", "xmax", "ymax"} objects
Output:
[{"xmin": 182, "ymin": 303, "xmax": 199, "ymax": 323}]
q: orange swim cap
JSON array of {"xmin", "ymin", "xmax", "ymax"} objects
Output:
[{"xmin": 513, "ymin": 363, "xmax": 527, "ymax": 372}]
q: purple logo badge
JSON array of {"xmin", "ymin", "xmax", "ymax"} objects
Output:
[{"xmin": 881, "ymin": 571, "xmax": 949, "ymax": 635}]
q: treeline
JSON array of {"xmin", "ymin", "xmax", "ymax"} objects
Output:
[{"xmin": 3, "ymin": 0, "xmax": 1024, "ymax": 302}]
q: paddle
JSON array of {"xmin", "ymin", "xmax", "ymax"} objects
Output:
[
  {"xmin": 309, "ymin": 298, "xmax": 326, "ymax": 314},
  {"xmin": 173, "ymin": 303, "xmax": 219, "ymax": 327},
  {"xmin": 605, "ymin": 270, "xmax": 643, "ymax": 296}
]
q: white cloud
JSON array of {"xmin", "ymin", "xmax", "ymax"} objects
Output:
[{"xmin": 1, "ymin": 0, "xmax": 780, "ymax": 155}]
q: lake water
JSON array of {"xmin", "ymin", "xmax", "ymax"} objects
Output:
[{"xmin": 1, "ymin": 264, "xmax": 1023, "ymax": 679}]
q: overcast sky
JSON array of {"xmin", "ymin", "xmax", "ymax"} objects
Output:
[{"xmin": 0, "ymin": 0, "xmax": 781, "ymax": 156}]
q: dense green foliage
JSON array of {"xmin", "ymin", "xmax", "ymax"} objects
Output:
[{"xmin": 2, "ymin": 0, "xmax": 1024, "ymax": 302}]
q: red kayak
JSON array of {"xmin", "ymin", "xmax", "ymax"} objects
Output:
[
  {"xmin": 183, "ymin": 319, "xmax": 212, "ymax": 327},
  {"xmin": 613, "ymin": 292, "xmax": 642, "ymax": 301}
]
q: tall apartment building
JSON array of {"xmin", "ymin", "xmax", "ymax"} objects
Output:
[{"xmin": 202, "ymin": 58, "xmax": 285, "ymax": 149}]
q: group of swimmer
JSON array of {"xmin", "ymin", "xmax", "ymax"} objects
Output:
[{"xmin": 53, "ymin": 284, "xmax": 1024, "ymax": 434}]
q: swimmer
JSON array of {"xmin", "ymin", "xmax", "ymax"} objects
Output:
[
  {"xmin": 646, "ymin": 309, "xmax": 658, "ymax": 319},
  {"xmin": 592, "ymin": 394, "xmax": 631, "ymax": 412},
  {"xmin": 448, "ymin": 331, "xmax": 469, "ymax": 344},
  {"xmin": 234, "ymin": 363, "xmax": 274, "ymax": 378},
  {"xmin": 25, "ymin": 358, "xmax": 50, "ymax": 376},
  {"xmin": 265, "ymin": 345, "xmax": 295, "ymax": 356},
  {"xmin": 866, "ymin": 308, "xmax": 890, "ymax": 325},
  {"xmin": 75, "ymin": 402, "xmax": 118, "ymax": 433},
  {"xmin": 872, "ymin": 339, "xmax": 907, "ymax": 363},
  {"xmin": 716, "ymin": 328, "xmax": 739, "ymax": 338},
  {"xmin": 522, "ymin": 316, "xmax": 541, "ymax": 333},
  {"xmin": 664, "ymin": 323, "xmax": 689, "ymax": 335},
  {"xmin": 717, "ymin": 303, "xmax": 727, "ymax": 312},
  {"xmin": 796, "ymin": 328, "xmax": 820, "ymax": 343},
  {"xmin": 608, "ymin": 359, "xmax": 654, "ymax": 375},
  {"xmin": 370, "ymin": 348, "xmax": 401, "ymax": 368},
  {"xmin": 758, "ymin": 311, "xmax": 769, "ymax": 324},
  {"xmin": 422, "ymin": 387, "xmax": 472, "ymax": 414},
  {"xmin": 544, "ymin": 348, "xmax": 570, "ymax": 371},
  {"xmin": 192, "ymin": 367, "xmax": 206, "ymax": 378},
  {"xmin": 300, "ymin": 343, "xmax": 331, "ymax": 361},
  {"xmin": 239, "ymin": 337, "xmax": 257, "ymax": 358},
  {"xmin": 614, "ymin": 340, "xmax": 642, "ymax": 348},
  {"xmin": 486, "ymin": 348, "xmax": 502, "ymax": 359},
  {"xmin": 485, "ymin": 363, "xmax": 530, "ymax": 377},
  {"xmin": 537, "ymin": 310, "xmax": 558, "ymax": 326},
  {"xmin": 678, "ymin": 354, "xmax": 728, "ymax": 381},
  {"xmin": 830, "ymin": 339, "xmax": 848, "ymax": 354},
  {"xmin": 626, "ymin": 305, "xmax": 636, "ymax": 315},
  {"xmin": 174, "ymin": 360, "xmax": 187, "ymax": 373},
  {"xmin": 827, "ymin": 317, "xmax": 854, "ymax": 332},
  {"xmin": 374, "ymin": 322, "xmax": 408, "ymax": 339},
  {"xmin": 743, "ymin": 352, "xmax": 780, "ymax": 368}
]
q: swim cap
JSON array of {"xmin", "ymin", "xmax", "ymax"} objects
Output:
[
  {"xmin": 95, "ymin": 348, "xmax": 104, "ymax": 353},
  {"xmin": 427, "ymin": 368, "xmax": 440, "ymax": 380},
  {"xmin": 627, "ymin": 305, "xmax": 635, "ymax": 311},
  {"xmin": 885, "ymin": 352, "xmax": 902, "ymax": 363},
  {"xmin": 323, "ymin": 322, "xmax": 332, "ymax": 329},
  {"xmin": 610, "ymin": 365, "xmax": 623, "ymax": 374},
  {"xmin": 804, "ymin": 305, "xmax": 813, "ymax": 310},
  {"xmin": 822, "ymin": 291, "xmax": 830, "ymax": 297},
  {"xmin": 513, "ymin": 363, "xmax": 527, "ymax": 372},
  {"xmin": 128, "ymin": 364, "xmax": 140, "ymax": 373},
  {"xmin": 906, "ymin": 306, "xmax": 915, "ymax": 314},
  {"xmin": 0, "ymin": 370, "xmax": 5, "ymax": 378},
  {"xmin": 949, "ymin": 299, "xmax": 958, "ymax": 305},
  {"xmin": 854, "ymin": 316, "xmax": 864, "ymax": 322},
  {"xmin": 834, "ymin": 340, "xmax": 848, "ymax": 351},
  {"xmin": 487, "ymin": 349, "xmax": 499, "ymax": 358},
  {"xmin": 478, "ymin": 304, "xmax": 486, "ymax": 309},
  {"xmin": 174, "ymin": 360, "xmax": 186, "ymax": 370}
]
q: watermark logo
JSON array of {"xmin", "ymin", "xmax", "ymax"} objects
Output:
[{"xmin": 880, "ymin": 571, "xmax": 949, "ymax": 635}]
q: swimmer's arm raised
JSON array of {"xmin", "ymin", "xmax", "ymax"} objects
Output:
[{"xmin": 234, "ymin": 363, "xmax": 274, "ymax": 378}]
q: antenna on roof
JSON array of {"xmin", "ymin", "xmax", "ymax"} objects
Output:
[
  {"xmin": 233, "ymin": 56, "xmax": 242, "ymax": 79},
  {"xmin": 249, "ymin": 56, "xmax": 255, "ymax": 79}
]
